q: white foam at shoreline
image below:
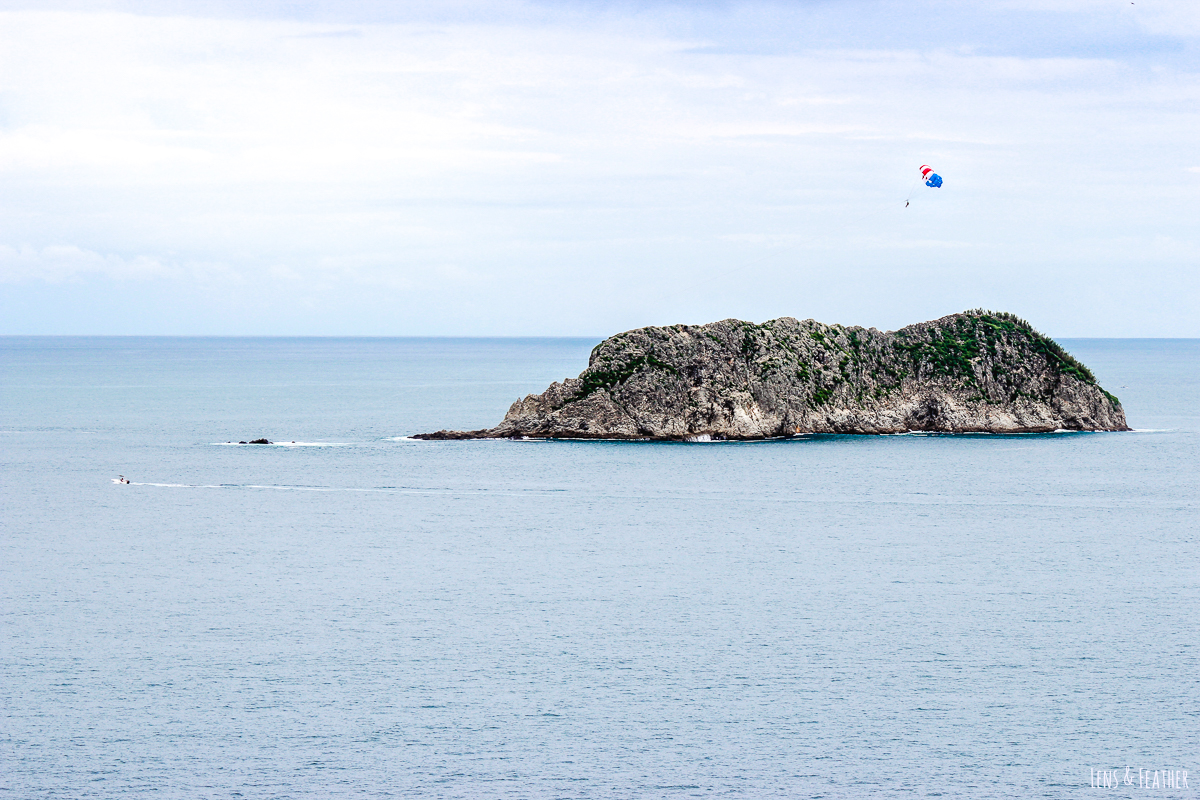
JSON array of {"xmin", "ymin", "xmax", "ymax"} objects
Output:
[{"xmin": 212, "ymin": 441, "xmax": 350, "ymax": 447}]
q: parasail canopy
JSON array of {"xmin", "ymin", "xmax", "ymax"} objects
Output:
[{"xmin": 919, "ymin": 164, "xmax": 943, "ymax": 188}]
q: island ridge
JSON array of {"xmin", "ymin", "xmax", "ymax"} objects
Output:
[{"xmin": 416, "ymin": 310, "xmax": 1128, "ymax": 440}]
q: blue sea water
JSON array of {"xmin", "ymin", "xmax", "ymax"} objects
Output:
[{"xmin": 1, "ymin": 336, "xmax": 1198, "ymax": 799}]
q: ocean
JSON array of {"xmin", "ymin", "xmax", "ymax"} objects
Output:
[{"xmin": 2, "ymin": 336, "xmax": 1198, "ymax": 798}]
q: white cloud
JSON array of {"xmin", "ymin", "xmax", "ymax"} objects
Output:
[
  {"xmin": 0, "ymin": 244, "xmax": 174, "ymax": 283},
  {"xmin": 0, "ymin": 3, "xmax": 1197, "ymax": 334}
]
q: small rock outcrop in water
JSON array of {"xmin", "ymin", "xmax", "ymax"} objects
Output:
[{"xmin": 415, "ymin": 310, "xmax": 1128, "ymax": 440}]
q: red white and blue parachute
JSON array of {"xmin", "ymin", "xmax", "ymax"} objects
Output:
[{"xmin": 920, "ymin": 164, "xmax": 943, "ymax": 188}]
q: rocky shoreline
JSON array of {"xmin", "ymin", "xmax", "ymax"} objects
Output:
[{"xmin": 415, "ymin": 310, "xmax": 1129, "ymax": 440}]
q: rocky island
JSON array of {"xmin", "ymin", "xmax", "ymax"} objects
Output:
[{"xmin": 415, "ymin": 310, "xmax": 1128, "ymax": 440}]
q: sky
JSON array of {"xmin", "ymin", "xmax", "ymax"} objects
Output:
[{"xmin": 1, "ymin": 0, "xmax": 1197, "ymax": 336}]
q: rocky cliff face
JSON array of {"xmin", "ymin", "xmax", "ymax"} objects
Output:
[{"xmin": 415, "ymin": 310, "xmax": 1128, "ymax": 440}]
